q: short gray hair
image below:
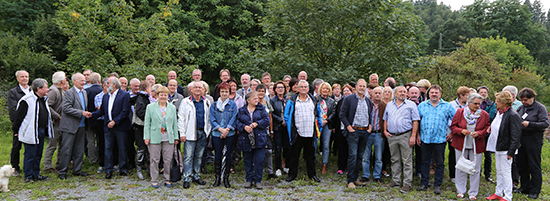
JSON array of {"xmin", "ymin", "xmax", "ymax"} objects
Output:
[
  {"xmin": 101, "ymin": 78, "xmax": 109, "ymax": 85},
  {"xmin": 298, "ymin": 80, "xmax": 309, "ymax": 87},
  {"xmin": 31, "ymin": 78, "xmax": 48, "ymax": 91},
  {"xmin": 52, "ymin": 71, "xmax": 66, "ymax": 84},
  {"xmin": 71, "ymin": 73, "xmax": 84, "ymax": 82},
  {"xmin": 502, "ymin": 85, "xmax": 518, "ymax": 98},
  {"xmin": 110, "ymin": 77, "xmax": 121, "ymax": 89},
  {"xmin": 467, "ymin": 93, "xmax": 483, "ymax": 103},
  {"xmin": 15, "ymin": 70, "xmax": 28, "ymax": 77},
  {"xmin": 151, "ymin": 84, "xmax": 163, "ymax": 93},
  {"xmin": 241, "ymin": 74, "xmax": 251, "ymax": 80},
  {"xmin": 130, "ymin": 78, "xmax": 140, "ymax": 85},
  {"xmin": 313, "ymin": 78, "xmax": 324, "ymax": 87},
  {"xmin": 89, "ymin": 73, "xmax": 101, "ymax": 84},
  {"xmin": 283, "ymin": 75, "xmax": 291, "ymax": 80}
]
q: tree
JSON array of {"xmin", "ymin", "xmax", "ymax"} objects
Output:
[
  {"xmin": 55, "ymin": 0, "xmax": 197, "ymax": 83},
  {"xmin": 0, "ymin": 0, "xmax": 58, "ymax": 36},
  {"xmin": 31, "ymin": 16, "xmax": 70, "ymax": 62},
  {"xmin": 428, "ymin": 18, "xmax": 476, "ymax": 54},
  {"xmin": 413, "ymin": 0, "xmax": 460, "ymax": 54},
  {"xmin": 525, "ymin": 0, "xmax": 547, "ymax": 24},
  {"xmin": 242, "ymin": 0, "xmax": 423, "ymax": 84}
]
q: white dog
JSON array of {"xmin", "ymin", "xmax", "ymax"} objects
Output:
[{"xmin": 0, "ymin": 165, "xmax": 15, "ymax": 192}]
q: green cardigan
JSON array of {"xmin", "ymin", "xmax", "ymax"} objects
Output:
[{"xmin": 144, "ymin": 102, "xmax": 179, "ymax": 144}]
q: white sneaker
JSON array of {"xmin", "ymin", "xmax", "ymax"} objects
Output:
[
  {"xmin": 283, "ymin": 168, "xmax": 289, "ymax": 173},
  {"xmin": 276, "ymin": 169, "xmax": 282, "ymax": 177},
  {"xmin": 97, "ymin": 167, "xmax": 104, "ymax": 173},
  {"xmin": 451, "ymin": 178, "xmax": 456, "ymax": 183}
]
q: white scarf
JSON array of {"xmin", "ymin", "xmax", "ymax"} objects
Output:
[{"xmin": 216, "ymin": 97, "xmax": 229, "ymax": 112}]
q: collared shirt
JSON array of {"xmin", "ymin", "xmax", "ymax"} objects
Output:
[
  {"xmin": 512, "ymin": 99, "xmax": 521, "ymax": 111},
  {"xmin": 242, "ymin": 87, "xmax": 251, "ymax": 96},
  {"xmin": 191, "ymin": 96, "xmax": 205, "ymax": 129},
  {"xmin": 383, "ymin": 99, "xmax": 420, "ymax": 133},
  {"xmin": 95, "ymin": 91, "xmax": 105, "ymax": 120},
  {"xmin": 75, "ymin": 87, "xmax": 86, "ymax": 127},
  {"xmin": 168, "ymin": 93, "xmax": 176, "ymax": 101},
  {"xmin": 450, "ymin": 99, "xmax": 467, "ymax": 110},
  {"xmin": 20, "ymin": 84, "xmax": 32, "ymax": 96},
  {"xmin": 83, "ymin": 83, "xmax": 92, "ymax": 89},
  {"xmin": 108, "ymin": 89, "xmax": 119, "ymax": 121},
  {"xmin": 371, "ymin": 102, "xmax": 380, "ymax": 131},
  {"xmin": 353, "ymin": 94, "xmax": 370, "ymax": 127},
  {"xmin": 418, "ymin": 99, "xmax": 456, "ymax": 144},
  {"xmin": 294, "ymin": 95, "xmax": 315, "ymax": 137}
]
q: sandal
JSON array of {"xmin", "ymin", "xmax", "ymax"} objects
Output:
[
  {"xmin": 165, "ymin": 182, "xmax": 173, "ymax": 188},
  {"xmin": 151, "ymin": 183, "xmax": 159, "ymax": 188},
  {"xmin": 457, "ymin": 193, "xmax": 464, "ymax": 198},
  {"xmin": 469, "ymin": 195, "xmax": 476, "ymax": 200}
]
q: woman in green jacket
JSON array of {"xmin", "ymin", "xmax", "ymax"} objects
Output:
[{"xmin": 144, "ymin": 86, "xmax": 179, "ymax": 188}]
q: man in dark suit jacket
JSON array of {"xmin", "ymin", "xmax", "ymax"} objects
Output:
[
  {"xmin": 58, "ymin": 73, "xmax": 92, "ymax": 180},
  {"xmin": 339, "ymin": 79, "xmax": 373, "ymax": 189},
  {"xmin": 8, "ymin": 70, "xmax": 31, "ymax": 176},
  {"xmin": 92, "ymin": 77, "xmax": 132, "ymax": 179},
  {"xmin": 84, "ymin": 73, "xmax": 103, "ymax": 164}
]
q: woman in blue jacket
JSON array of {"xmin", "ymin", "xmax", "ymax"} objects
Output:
[
  {"xmin": 237, "ymin": 91, "xmax": 270, "ymax": 189},
  {"xmin": 209, "ymin": 82, "xmax": 238, "ymax": 188}
]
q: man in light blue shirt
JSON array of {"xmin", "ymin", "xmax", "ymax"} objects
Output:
[
  {"xmin": 383, "ymin": 86, "xmax": 420, "ymax": 193},
  {"xmin": 417, "ymin": 85, "xmax": 456, "ymax": 194}
]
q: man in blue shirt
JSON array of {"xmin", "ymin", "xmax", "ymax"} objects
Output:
[
  {"xmin": 383, "ymin": 86, "xmax": 420, "ymax": 193},
  {"xmin": 417, "ymin": 85, "xmax": 456, "ymax": 195}
]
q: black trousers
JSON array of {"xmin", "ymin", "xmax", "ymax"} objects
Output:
[
  {"xmin": 335, "ymin": 129, "xmax": 348, "ymax": 171},
  {"xmin": 93, "ymin": 120, "xmax": 105, "ymax": 167},
  {"xmin": 447, "ymin": 141, "xmax": 455, "ymax": 179},
  {"xmin": 414, "ymin": 144, "xmax": 422, "ymax": 175},
  {"xmin": 483, "ymin": 136, "xmax": 492, "ymax": 178},
  {"xmin": 10, "ymin": 135, "xmax": 22, "ymax": 171},
  {"xmin": 381, "ymin": 137, "xmax": 391, "ymax": 172},
  {"xmin": 288, "ymin": 135, "xmax": 316, "ymax": 178},
  {"xmin": 516, "ymin": 133, "xmax": 544, "ymax": 194},
  {"xmin": 126, "ymin": 128, "xmax": 136, "ymax": 168}
]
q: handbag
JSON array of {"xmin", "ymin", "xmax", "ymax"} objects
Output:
[
  {"xmin": 170, "ymin": 145, "xmax": 183, "ymax": 182},
  {"xmin": 455, "ymin": 136, "xmax": 479, "ymax": 175}
]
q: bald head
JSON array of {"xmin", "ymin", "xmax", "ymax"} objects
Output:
[
  {"xmin": 146, "ymin": 75, "xmax": 155, "ymax": 86},
  {"xmin": 168, "ymin": 71, "xmax": 177, "ymax": 80},
  {"xmin": 167, "ymin": 79, "xmax": 178, "ymax": 94},
  {"xmin": 298, "ymin": 71, "xmax": 308, "ymax": 81}
]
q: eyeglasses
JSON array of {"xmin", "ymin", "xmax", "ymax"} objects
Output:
[
  {"xmin": 276, "ymin": 87, "xmax": 285, "ymax": 89},
  {"xmin": 470, "ymin": 102, "xmax": 481, "ymax": 105},
  {"xmin": 299, "ymin": 86, "xmax": 308, "ymax": 88}
]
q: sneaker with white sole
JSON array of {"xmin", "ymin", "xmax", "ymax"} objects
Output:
[
  {"xmin": 97, "ymin": 167, "xmax": 104, "ymax": 173},
  {"xmin": 283, "ymin": 168, "xmax": 289, "ymax": 173},
  {"xmin": 275, "ymin": 169, "xmax": 282, "ymax": 177}
]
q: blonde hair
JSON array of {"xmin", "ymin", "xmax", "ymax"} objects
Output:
[
  {"xmin": 156, "ymin": 86, "xmax": 169, "ymax": 94},
  {"xmin": 417, "ymin": 79, "xmax": 431, "ymax": 89},
  {"xmin": 383, "ymin": 86, "xmax": 394, "ymax": 100},
  {"xmin": 317, "ymin": 82, "xmax": 332, "ymax": 96},
  {"xmin": 495, "ymin": 91, "xmax": 514, "ymax": 107}
]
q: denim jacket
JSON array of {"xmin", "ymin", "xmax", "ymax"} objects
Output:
[{"xmin": 209, "ymin": 100, "xmax": 238, "ymax": 137}]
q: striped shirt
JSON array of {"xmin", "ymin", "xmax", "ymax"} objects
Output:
[{"xmin": 383, "ymin": 99, "xmax": 420, "ymax": 133}]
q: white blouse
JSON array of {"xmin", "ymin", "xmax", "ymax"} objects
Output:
[{"xmin": 486, "ymin": 112, "xmax": 502, "ymax": 152}]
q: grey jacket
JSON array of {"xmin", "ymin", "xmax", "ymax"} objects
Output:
[
  {"xmin": 47, "ymin": 85, "xmax": 64, "ymax": 122},
  {"xmin": 59, "ymin": 87, "xmax": 88, "ymax": 134}
]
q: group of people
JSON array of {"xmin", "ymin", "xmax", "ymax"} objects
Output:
[{"xmin": 7, "ymin": 69, "xmax": 548, "ymax": 200}]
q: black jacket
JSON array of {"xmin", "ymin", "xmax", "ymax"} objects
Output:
[
  {"xmin": 495, "ymin": 108, "xmax": 522, "ymax": 156},
  {"xmin": 517, "ymin": 100, "xmax": 549, "ymax": 135},
  {"xmin": 134, "ymin": 92, "xmax": 151, "ymax": 124},
  {"xmin": 8, "ymin": 86, "xmax": 29, "ymax": 122},
  {"xmin": 339, "ymin": 93, "xmax": 373, "ymax": 137},
  {"xmin": 270, "ymin": 95, "xmax": 286, "ymax": 132},
  {"xmin": 316, "ymin": 95, "xmax": 336, "ymax": 129}
]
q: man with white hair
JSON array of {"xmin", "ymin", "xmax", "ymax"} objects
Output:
[
  {"xmin": 184, "ymin": 69, "xmax": 203, "ymax": 97},
  {"xmin": 58, "ymin": 73, "xmax": 92, "ymax": 180},
  {"xmin": 8, "ymin": 70, "xmax": 32, "ymax": 176},
  {"xmin": 298, "ymin": 71, "xmax": 316, "ymax": 94},
  {"xmin": 129, "ymin": 78, "xmax": 140, "ymax": 97},
  {"xmin": 43, "ymin": 71, "xmax": 67, "ymax": 172},
  {"xmin": 369, "ymin": 73, "xmax": 379, "ymax": 85},
  {"xmin": 92, "ymin": 77, "xmax": 132, "ymax": 179},
  {"xmin": 236, "ymin": 74, "xmax": 251, "ymax": 98}
]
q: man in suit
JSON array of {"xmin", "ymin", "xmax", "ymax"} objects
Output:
[
  {"xmin": 58, "ymin": 73, "xmax": 92, "ymax": 180},
  {"xmin": 92, "ymin": 77, "xmax": 132, "ymax": 179},
  {"xmin": 84, "ymin": 73, "xmax": 102, "ymax": 164},
  {"xmin": 8, "ymin": 70, "xmax": 32, "ymax": 176},
  {"xmin": 43, "ymin": 71, "xmax": 67, "ymax": 173}
]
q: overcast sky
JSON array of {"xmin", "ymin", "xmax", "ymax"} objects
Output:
[{"xmin": 438, "ymin": 0, "xmax": 550, "ymax": 12}]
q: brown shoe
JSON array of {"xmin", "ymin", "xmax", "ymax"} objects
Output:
[
  {"xmin": 43, "ymin": 168, "xmax": 57, "ymax": 173},
  {"xmin": 322, "ymin": 164, "xmax": 327, "ymax": 174},
  {"xmin": 347, "ymin": 182, "xmax": 356, "ymax": 189},
  {"xmin": 400, "ymin": 185, "xmax": 411, "ymax": 193},
  {"xmin": 354, "ymin": 180, "xmax": 366, "ymax": 187},
  {"xmin": 385, "ymin": 181, "xmax": 399, "ymax": 188}
]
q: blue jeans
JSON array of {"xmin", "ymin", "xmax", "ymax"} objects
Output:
[
  {"xmin": 23, "ymin": 128, "xmax": 45, "ymax": 179},
  {"xmin": 243, "ymin": 148, "xmax": 266, "ymax": 183},
  {"xmin": 421, "ymin": 142, "xmax": 446, "ymax": 187},
  {"xmin": 346, "ymin": 130, "xmax": 370, "ymax": 183},
  {"xmin": 320, "ymin": 124, "xmax": 332, "ymax": 164},
  {"xmin": 212, "ymin": 135, "xmax": 236, "ymax": 164},
  {"xmin": 183, "ymin": 130, "xmax": 207, "ymax": 182},
  {"xmin": 362, "ymin": 132, "xmax": 384, "ymax": 179},
  {"xmin": 105, "ymin": 130, "xmax": 128, "ymax": 174}
]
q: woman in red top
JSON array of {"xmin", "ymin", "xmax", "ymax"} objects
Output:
[{"xmin": 450, "ymin": 93, "xmax": 490, "ymax": 200}]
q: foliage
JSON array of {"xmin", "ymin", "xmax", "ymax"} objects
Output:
[
  {"xmin": 30, "ymin": 16, "xmax": 70, "ymax": 62},
  {"xmin": 167, "ymin": 0, "xmax": 267, "ymax": 84},
  {"xmin": 427, "ymin": 18, "xmax": 475, "ymax": 53},
  {"xmin": 0, "ymin": 33, "xmax": 57, "ymax": 87},
  {"xmin": 509, "ymin": 68, "xmax": 550, "ymax": 105},
  {"xmin": 242, "ymin": 0, "xmax": 423, "ymax": 84},
  {"xmin": 413, "ymin": 0, "xmax": 460, "ymax": 54},
  {"xmin": 477, "ymin": 36, "xmax": 534, "ymax": 71},
  {"xmin": 55, "ymin": 0, "xmax": 197, "ymax": 84},
  {"xmin": 0, "ymin": 0, "xmax": 58, "ymax": 36}
]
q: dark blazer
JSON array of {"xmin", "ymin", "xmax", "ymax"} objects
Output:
[
  {"xmin": 339, "ymin": 93, "xmax": 373, "ymax": 137},
  {"xmin": 450, "ymin": 108, "xmax": 490, "ymax": 153},
  {"xmin": 270, "ymin": 95, "xmax": 286, "ymax": 132},
  {"xmin": 8, "ymin": 86, "xmax": 29, "ymax": 122},
  {"xmin": 495, "ymin": 108, "xmax": 522, "ymax": 156},
  {"xmin": 92, "ymin": 89, "xmax": 132, "ymax": 133},
  {"xmin": 236, "ymin": 103, "xmax": 270, "ymax": 152},
  {"xmin": 85, "ymin": 84, "xmax": 103, "ymax": 127},
  {"xmin": 59, "ymin": 87, "xmax": 88, "ymax": 134}
]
